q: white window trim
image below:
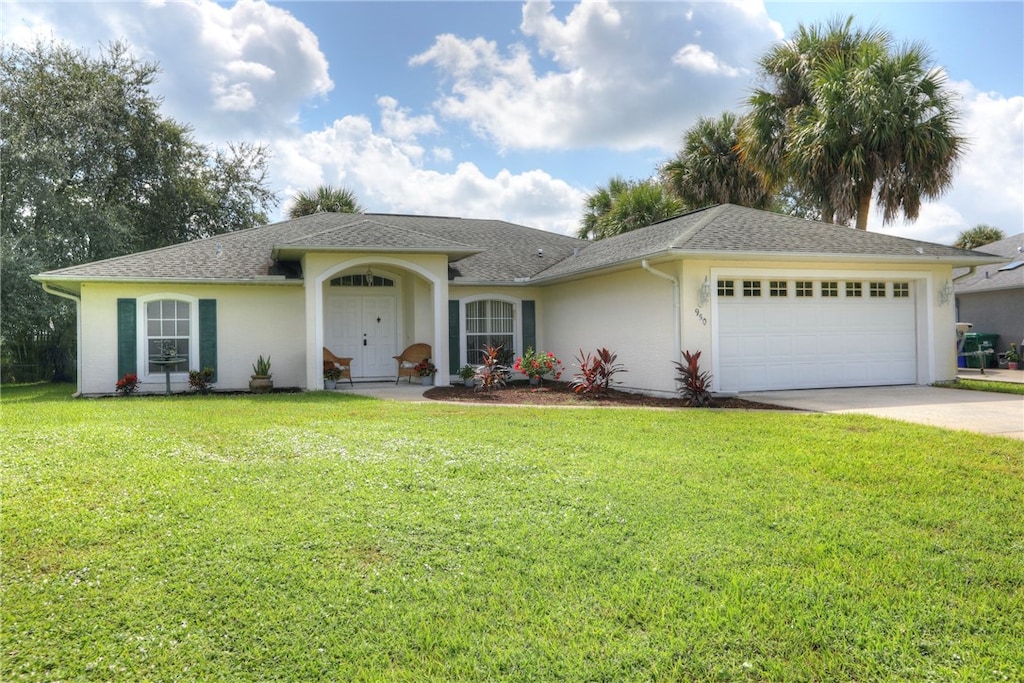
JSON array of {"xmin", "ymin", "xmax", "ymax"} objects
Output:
[
  {"xmin": 459, "ymin": 294, "xmax": 523, "ymax": 368},
  {"xmin": 137, "ymin": 293, "xmax": 200, "ymax": 384}
]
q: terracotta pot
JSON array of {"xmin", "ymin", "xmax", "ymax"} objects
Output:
[{"xmin": 1009, "ymin": 362, "xmax": 1019, "ymax": 370}]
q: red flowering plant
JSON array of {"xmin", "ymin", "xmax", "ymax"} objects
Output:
[
  {"xmin": 115, "ymin": 372, "xmax": 139, "ymax": 396},
  {"xmin": 513, "ymin": 347, "xmax": 564, "ymax": 382},
  {"xmin": 413, "ymin": 359, "xmax": 437, "ymax": 377}
]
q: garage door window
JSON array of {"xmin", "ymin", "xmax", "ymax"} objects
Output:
[
  {"xmin": 769, "ymin": 281, "xmax": 788, "ymax": 297},
  {"xmin": 893, "ymin": 282, "xmax": 910, "ymax": 298},
  {"xmin": 717, "ymin": 280, "xmax": 735, "ymax": 297},
  {"xmin": 870, "ymin": 282, "xmax": 886, "ymax": 297},
  {"xmin": 743, "ymin": 281, "xmax": 761, "ymax": 297},
  {"xmin": 795, "ymin": 281, "xmax": 813, "ymax": 297},
  {"xmin": 822, "ymin": 282, "xmax": 839, "ymax": 297},
  {"xmin": 846, "ymin": 282, "xmax": 863, "ymax": 298}
]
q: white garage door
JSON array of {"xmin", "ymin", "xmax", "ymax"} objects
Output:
[{"xmin": 716, "ymin": 278, "xmax": 918, "ymax": 392}]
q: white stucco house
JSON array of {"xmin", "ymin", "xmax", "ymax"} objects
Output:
[{"xmin": 33, "ymin": 204, "xmax": 1001, "ymax": 397}]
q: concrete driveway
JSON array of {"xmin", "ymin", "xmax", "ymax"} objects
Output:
[{"xmin": 741, "ymin": 385, "xmax": 1024, "ymax": 440}]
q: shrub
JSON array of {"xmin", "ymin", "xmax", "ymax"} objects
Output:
[
  {"xmin": 673, "ymin": 350, "xmax": 713, "ymax": 407},
  {"xmin": 115, "ymin": 372, "xmax": 138, "ymax": 396},
  {"xmin": 571, "ymin": 348, "xmax": 626, "ymax": 397},
  {"xmin": 188, "ymin": 367, "xmax": 216, "ymax": 394},
  {"xmin": 513, "ymin": 347, "xmax": 564, "ymax": 381},
  {"xmin": 474, "ymin": 344, "xmax": 511, "ymax": 392}
]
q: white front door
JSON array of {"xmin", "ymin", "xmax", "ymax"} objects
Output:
[{"xmin": 326, "ymin": 293, "xmax": 397, "ymax": 378}]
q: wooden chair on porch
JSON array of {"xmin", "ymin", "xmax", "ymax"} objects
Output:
[
  {"xmin": 322, "ymin": 347, "xmax": 353, "ymax": 386},
  {"xmin": 394, "ymin": 343, "xmax": 432, "ymax": 384}
]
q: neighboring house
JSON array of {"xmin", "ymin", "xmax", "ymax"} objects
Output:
[
  {"xmin": 34, "ymin": 204, "xmax": 1000, "ymax": 396},
  {"xmin": 954, "ymin": 233, "xmax": 1024, "ymax": 357}
]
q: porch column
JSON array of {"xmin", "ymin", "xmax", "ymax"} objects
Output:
[
  {"xmin": 433, "ymin": 276, "xmax": 450, "ymax": 387},
  {"xmin": 306, "ymin": 275, "xmax": 323, "ymax": 391}
]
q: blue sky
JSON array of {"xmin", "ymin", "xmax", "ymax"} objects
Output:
[{"xmin": 4, "ymin": 1, "xmax": 1022, "ymax": 244}]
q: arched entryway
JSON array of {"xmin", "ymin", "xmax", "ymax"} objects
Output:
[{"xmin": 323, "ymin": 268, "xmax": 402, "ymax": 379}]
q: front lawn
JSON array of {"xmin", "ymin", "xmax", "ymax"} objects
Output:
[{"xmin": 3, "ymin": 384, "xmax": 1022, "ymax": 680}]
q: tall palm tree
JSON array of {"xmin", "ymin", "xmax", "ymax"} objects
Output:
[
  {"xmin": 954, "ymin": 224, "xmax": 1005, "ymax": 250},
  {"xmin": 741, "ymin": 16, "xmax": 964, "ymax": 230},
  {"xmin": 288, "ymin": 184, "xmax": 365, "ymax": 218},
  {"xmin": 661, "ymin": 112, "xmax": 772, "ymax": 210},
  {"xmin": 577, "ymin": 177, "xmax": 683, "ymax": 241}
]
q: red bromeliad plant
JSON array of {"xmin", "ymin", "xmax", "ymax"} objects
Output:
[
  {"xmin": 513, "ymin": 347, "xmax": 564, "ymax": 382},
  {"xmin": 474, "ymin": 344, "xmax": 511, "ymax": 392},
  {"xmin": 115, "ymin": 372, "xmax": 138, "ymax": 396},
  {"xmin": 673, "ymin": 350, "xmax": 713, "ymax": 407},
  {"xmin": 570, "ymin": 347, "xmax": 626, "ymax": 397}
]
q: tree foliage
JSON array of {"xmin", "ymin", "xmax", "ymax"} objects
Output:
[
  {"xmin": 661, "ymin": 112, "xmax": 773, "ymax": 211},
  {"xmin": 954, "ymin": 224, "xmax": 1006, "ymax": 250},
  {"xmin": 288, "ymin": 185, "xmax": 365, "ymax": 218},
  {"xmin": 577, "ymin": 177, "xmax": 684, "ymax": 241},
  {"xmin": 1, "ymin": 40, "xmax": 277, "ymax": 381},
  {"xmin": 741, "ymin": 15, "xmax": 964, "ymax": 230}
]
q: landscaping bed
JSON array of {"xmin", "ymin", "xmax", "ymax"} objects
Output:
[{"xmin": 425, "ymin": 380, "xmax": 793, "ymax": 410}]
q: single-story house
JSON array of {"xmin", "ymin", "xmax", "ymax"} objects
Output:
[
  {"xmin": 954, "ymin": 233, "xmax": 1024, "ymax": 358},
  {"xmin": 34, "ymin": 204, "xmax": 1001, "ymax": 396}
]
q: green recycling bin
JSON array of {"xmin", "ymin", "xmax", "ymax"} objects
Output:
[{"xmin": 962, "ymin": 332, "xmax": 999, "ymax": 368}]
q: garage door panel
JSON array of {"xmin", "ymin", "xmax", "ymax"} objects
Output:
[{"xmin": 717, "ymin": 278, "xmax": 917, "ymax": 392}]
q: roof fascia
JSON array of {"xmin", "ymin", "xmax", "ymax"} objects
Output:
[{"xmin": 32, "ymin": 274, "xmax": 302, "ymax": 287}]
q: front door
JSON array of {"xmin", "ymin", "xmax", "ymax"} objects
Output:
[{"xmin": 326, "ymin": 292, "xmax": 397, "ymax": 378}]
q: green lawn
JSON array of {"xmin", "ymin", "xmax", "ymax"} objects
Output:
[
  {"xmin": 937, "ymin": 378, "xmax": 1024, "ymax": 395},
  {"xmin": 3, "ymin": 383, "xmax": 1022, "ymax": 681}
]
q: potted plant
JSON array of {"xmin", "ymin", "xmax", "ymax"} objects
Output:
[
  {"xmin": 324, "ymin": 366, "xmax": 342, "ymax": 390},
  {"xmin": 1007, "ymin": 343, "xmax": 1020, "ymax": 370},
  {"xmin": 513, "ymin": 347, "xmax": 564, "ymax": 385},
  {"xmin": 458, "ymin": 364, "xmax": 476, "ymax": 387},
  {"xmin": 249, "ymin": 354, "xmax": 273, "ymax": 393},
  {"xmin": 413, "ymin": 358, "xmax": 437, "ymax": 386}
]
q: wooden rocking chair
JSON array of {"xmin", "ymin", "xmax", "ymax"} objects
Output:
[
  {"xmin": 322, "ymin": 347, "xmax": 353, "ymax": 386},
  {"xmin": 393, "ymin": 343, "xmax": 432, "ymax": 384}
]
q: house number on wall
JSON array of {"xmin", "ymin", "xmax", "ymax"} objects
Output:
[{"xmin": 694, "ymin": 307, "xmax": 708, "ymax": 326}]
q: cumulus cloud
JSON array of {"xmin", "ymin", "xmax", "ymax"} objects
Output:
[
  {"xmin": 880, "ymin": 82, "xmax": 1024, "ymax": 244},
  {"xmin": 275, "ymin": 100, "xmax": 586, "ymax": 234},
  {"xmin": 2, "ymin": 0, "xmax": 332, "ymax": 138},
  {"xmin": 411, "ymin": 0, "xmax": 783, "ymax": 151}
]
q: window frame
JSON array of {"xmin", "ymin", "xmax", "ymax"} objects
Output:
[
  {"xmin": 137, "ymin": 293, "xmax": 200, "ymax": 383},
  {"xmin": 460, "ymin": 295, "xmax": 522, "ymax": 368}
]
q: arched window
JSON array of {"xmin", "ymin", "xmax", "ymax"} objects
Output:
[
  {"xmin": 465, "ymin": 299, "xmax": 515, "ymax": 365},
  {"xmin": 143, "ymin": 298, "xmax": 194, "ymax": 375}
]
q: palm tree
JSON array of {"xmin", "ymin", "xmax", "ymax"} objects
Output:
[
  {"xmin": 661, "ymin": 112, "xmax": 772, "ymax": 210},
  {"xmin": 741, "ymin": 16, "xmax": 964, "ymax": 230},
  {"xmin": 954, "ymin": 224, "xmax": 1005, "ymax": 250},
  {"xmin": 577, "ymin": 177, "xmax": 683, "ymax": 241},
  {"xmin": 288, "ymin": 184, "xmax": 365, "ymax": 218}
]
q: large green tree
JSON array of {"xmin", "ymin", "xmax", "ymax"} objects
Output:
[
  {"xmin": 577, "ymin": 177, "xmax": 683, "ymax": 241},
  {"xmin": 288, "ymin": 184, "xmax": 365, "ymax": 218},
  {"xmin": 661, "ymin": 112, "xmax": 773, "ymax": 211},
  {"xmin": 954, "ymin": 224, "xmax": 1006, "ymax": 250},
  {"xmin": 742, "ymin": 16, "xmax": 964, "ymax": 230},
  {"xmin": 1, "ymin": 40, "xmax": 277, "ymax": 381}
]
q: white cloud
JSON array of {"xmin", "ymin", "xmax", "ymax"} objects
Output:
[
  {"xmin": 672, "ymin": 44, "xmax": 744, "ymax": 77},
  {"xmin": 275, "ymin": 106, "xmax": 586, "ymax": 234},
  {"xmin": 411, "ymin": 0, "xmax": 784, "ymax": 152},
  {"xmin": 881, "ymin": 82, "xmax": 1024, "ymax": 244},
  {"xmin": 2, "ymin": 0, "xmax": 332, "ymax": 139}
]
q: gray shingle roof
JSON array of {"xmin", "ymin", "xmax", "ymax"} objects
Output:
[
  {"xmin": 534, "ymin": 205, "xmax": 999, "ymax": 280},
  {"xmin": 36, "ymin": 205, "xmax": 1000, "ymax": 288},
  {"xmin": 954, "ymin": 233, "xmax": 1024, "ymax": 294}
]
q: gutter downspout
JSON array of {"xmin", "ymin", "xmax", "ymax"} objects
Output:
[
  {"xmin": 40, "ymin": 283, "xmax": 83, "ymax": 397},
  {"xmin": 641, "ymin": 260, "xmax": 681, "ymax": 361}
]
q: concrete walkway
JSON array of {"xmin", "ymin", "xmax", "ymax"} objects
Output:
[
  {"xmin": 330, "ymin": 380, "xmax": 431, "ymax": 402},
  {"xmin": 741, "ymin": 385, "xmax": 1024, "ymax": 440}
]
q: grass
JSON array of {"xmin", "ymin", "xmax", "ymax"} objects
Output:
[
  {"xmin": 936, "ymin": 378, "xmax": 1024, "ymax": 395},
  {"xmin": 2, "ymin": 383, "xmax": 1022, "ymax": 681}
]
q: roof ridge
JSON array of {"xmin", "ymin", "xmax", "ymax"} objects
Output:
[{"xmin": 282, "ymin": 216, "xmax": 481, "ymax": 249}]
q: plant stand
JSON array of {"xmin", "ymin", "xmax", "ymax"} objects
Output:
[{"xmin": 150, "ymin": 357, "xmax": 185, "ymax": 395}]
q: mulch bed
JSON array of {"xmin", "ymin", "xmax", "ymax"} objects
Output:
[{"xmin": 424, "ymin": 380, "xmax": 794, "ymax": 410}]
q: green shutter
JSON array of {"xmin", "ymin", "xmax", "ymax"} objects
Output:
[
  {"xmin": 117, "ymin": 298, "xmax": 137, "ymax": 378},
  {"xmin": 522, "ymin": 300, "xmax": 536, "ymax": 352},
  {"xmin": 448, "ymin": 299, "xmax": 460, "ymax": 374},
  {"xmin": 199, "ymin": 299, "xmax": 217, "ymax": 381}
]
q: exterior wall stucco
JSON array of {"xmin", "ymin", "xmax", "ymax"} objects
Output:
[{"xmin": 79, "ymin": 281, "xmax": 305, "ymax": 395}]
